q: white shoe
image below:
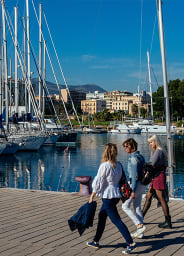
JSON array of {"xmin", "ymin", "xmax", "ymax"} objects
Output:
[
  {"xmin": 137, "ymin": 233, "xmax": 144, "ymax": 239},
  {"xmin": 131, "ymin": 225, "xmax": 146, "ymax": 238}
]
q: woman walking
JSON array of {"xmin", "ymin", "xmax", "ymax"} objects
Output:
[
  {"xmin": 142, "ymin": 134, "xmax": 172, "ymax": 228},
  {"xmin": 122, "ymin": 138, "xmax": 146, "ymax": 239},
  {"xmin": 87, "ymin": 143, "xmax": 136, "ymax": 254}
]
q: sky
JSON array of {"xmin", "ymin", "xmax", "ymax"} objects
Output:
[{"xmin": 4, "ymin": 0, "xmax": 184, "ymax": 93}]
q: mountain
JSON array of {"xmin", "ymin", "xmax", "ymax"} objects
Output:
[{"xmin": 31, "ymin": 78, "xmax": 106, "ymax": 95}]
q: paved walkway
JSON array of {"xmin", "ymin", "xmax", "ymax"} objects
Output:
[{"xmin": 0, "ymin": 188, "xmax": 183, "ymax": 256}]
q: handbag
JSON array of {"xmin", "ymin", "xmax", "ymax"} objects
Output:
[
  {"xmin": 141, "ymin": 163, "xmax": 154, "ymax": 185},
  {"xmin": 119, "ymin": 165, "xmax": 132, "ymax": 203}
]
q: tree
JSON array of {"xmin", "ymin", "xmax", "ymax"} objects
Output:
[{"xmin": 131, "ymin": 104, "xmax": 138, "ymax": 117}]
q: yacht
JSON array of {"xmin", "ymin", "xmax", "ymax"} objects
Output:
[
  {"xmin": 109, "ymin": 123, "xmax": 142, "ymax": 134},
  {"xmin": 132, "ymin": 120, "xmax": 176, "ymax": 134}
]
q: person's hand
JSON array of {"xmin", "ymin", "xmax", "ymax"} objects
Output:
[
  {"xmin": 89, "ymin": 193, "xmax": 94, "ymax": 203},
  {"xmin": 131, "ymin": 192, "xmax": 135, "ymax": 199},
  {"xmin": 89, "ymin": 196, "xmax": 93, "ymax": 203}
]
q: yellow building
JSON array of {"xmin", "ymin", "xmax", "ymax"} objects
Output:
[
  {"xmin": 104, "ymin": 90, "xmax": 149, "ymax": 115},
  {"xmin": 81, "ymin": 99, "xmax": 106, "ymax": 114}
]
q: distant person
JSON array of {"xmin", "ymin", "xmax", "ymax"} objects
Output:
[
  {"xmin": 122, "ymin": 138, "xmax": 146, "ymax": 239},
  {"xmin": 142, "ymin": 134, "xmax": 172, "ymax": 229},
  {"xmin": 87, "ymin": 143, "xmax": 136, "ymax": 255}
]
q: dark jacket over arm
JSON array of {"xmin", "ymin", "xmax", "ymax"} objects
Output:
[{"xmin": 68, "ymin": 201, "xmax": 97, "ymax": 235}]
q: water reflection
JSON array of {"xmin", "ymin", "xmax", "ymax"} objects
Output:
[{"xmin": 0, "ymin": 134, "xmax": 183, "ymax": 195}]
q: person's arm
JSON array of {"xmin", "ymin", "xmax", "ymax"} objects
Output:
[
  {"xmin": 90, "ymin": 163, "xmax": 107, "ymax": 200},
  {"xmin": 89, "ymin": 192, "xmax": 96, "ymax": 203},
  {"xmin": 150, "ymin": 149, "xmax": 160, "ymax": 167},
  {"xmin": 130, "ymin": 157, "xmax": 138, "ymax": 197}
]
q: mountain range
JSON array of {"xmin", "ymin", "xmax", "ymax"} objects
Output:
[{"xmin": 32, "ymin": 78, "xmax": 106, "ymax": 95}]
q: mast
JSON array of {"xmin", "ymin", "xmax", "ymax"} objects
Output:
[
  {"xmin": 147, "ymin": 51, "xmax": 154, "ymax": 121},
  {"xmin": 0, "ymin": 5, "xmax": 2, "ymax": 119},
  {"xmin": 2, "ymin": 0, "xmax": 9, "ymax": 131},
  {"xmin": 138, "ymin": 85, "xmax": 141, "ymax": 119},
  {"xmin": 156, "ymin": 0, "xmax": 174, "ymax": 197},
  {"xmin": 42, "ymin": 40, "xmax": 46, "ymax": 116},
  {"xmin": 26, "ymin": 0, "xmax": 31, "ymax": 114},
  {"xmin": 39, "ymin": 3, "xmax": 42, "ymax": 115},
  {"xmin": 23, "ymin": 16, "xmax": 27, "ymax": 113},
  {"xmin": 9, "ymin": 58, "xmax": 12, "ymax": 117},
  {"xmin": 14, "ymin": 6, "xmax": 18, "ymax": 115}
]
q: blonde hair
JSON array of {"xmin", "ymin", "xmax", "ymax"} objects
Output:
[
  {"xmin": 101, "ymin": 143, "xmax": 118, "ymax": 168},
  {"xmin": 148, "ymin": 134, "xmax": 167, "ymax": 158}
]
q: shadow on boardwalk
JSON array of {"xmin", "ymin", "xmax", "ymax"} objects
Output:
[{"xmin": 0, "ymin": 188, "xmax": 183, "ymax": 256}]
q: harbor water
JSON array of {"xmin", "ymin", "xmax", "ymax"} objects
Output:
[{"xmin": 0, "ymin": 133, "xmax": 184, "ymax": 198}]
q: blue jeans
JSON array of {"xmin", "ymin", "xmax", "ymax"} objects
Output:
[
  {"xmin": 94, "ymin": 198, "xmax": 133, "ymax": 245},
  {"xmin": 122, "ymin": 181, "xmax": 146, "ymax": 226}
]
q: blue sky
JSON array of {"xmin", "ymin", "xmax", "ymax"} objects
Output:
[{"xmin": 5, "ymin": 0, "xmax": 184, "ymax": 93}]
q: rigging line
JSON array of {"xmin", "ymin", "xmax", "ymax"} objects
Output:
[
  {"xmin": 138, "ymin": 0, "xmax": 143, "ymax": 87},
  {"xmin": 20, "ymin": 18, "xmax": 61, "ymax": 126},
  {"xmin": 31, "ymin": 0, "xmax": 73, "ymax": 129},
  {"xmin": 43, "ymin": 10, "xmax": 81, "ymax": 127},
  {"xmin": 151, "ymin": 66, "xmax": 159, "ymax": 88},
  {"xmin": 149, "ymin": 14, "xmax": 157, "ymax": 58}
]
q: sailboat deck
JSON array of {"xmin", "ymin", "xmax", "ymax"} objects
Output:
[{"xmin": 0, "ymin": 188, "xmax": 183, "ymax": 256}]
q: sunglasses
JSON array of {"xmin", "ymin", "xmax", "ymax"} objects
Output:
[{"xmin": 123, "ymin": 145, "xmax": 129, "ymax": 148}]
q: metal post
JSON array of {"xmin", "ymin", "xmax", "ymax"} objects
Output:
[
  {"xmin": 2, "ymin": 0, "xmax": 9, "ymax": 131},
  {"xmin": 147, "ymin": 51, "xmax": 154, "ymax": 121},
  {"xmin": 156, "ymin": 0, "xmax": 174, "ymax": 197},
  {"xmin": 14, "ymin": 6, "xmax": 18, "ymax": 114},
  {"xmin": 26, "ymin": 0, "xmax": 31, "ymax": 114},
  {"xmin": 39, "ymin": 4, "xmax": 42, "ymax": 114}
]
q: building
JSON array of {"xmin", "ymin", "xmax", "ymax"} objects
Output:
[
  {"xmin": 104, "ymin": 90, "xmax": 149, "ymax": 115},
  {"xmin": 81, "ymin": 99, "xmax": 106, "ymax": 114},
  {"xmin": 61, "ymin": 89, "xmax": 86, "ymax": 106}
]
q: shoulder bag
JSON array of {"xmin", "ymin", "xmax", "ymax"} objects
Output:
[{"xmin": 119, "ymin": 164, "xmax": 132, "ymax": 203}]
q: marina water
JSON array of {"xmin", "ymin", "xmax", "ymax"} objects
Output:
[{"xmin": 0, "ymin": 133, "xmax": 184, "ymax": 198}]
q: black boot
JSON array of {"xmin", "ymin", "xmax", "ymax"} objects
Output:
[{"xmin": 158, "ymin": 215, "xmax": 172, "ymax": 229}]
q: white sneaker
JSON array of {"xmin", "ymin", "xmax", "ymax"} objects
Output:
[
  {"xmin": 131, "ymin": 225, "xmax": 146, "ymax": 238},
  {"xmin": 137, "ymin": 233, "xmax": 144, "ymax": 239}
]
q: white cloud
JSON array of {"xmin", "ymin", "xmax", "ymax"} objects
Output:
[{"xmin": 81, "ymin": 55, "xmax": 96, "ymax": 62}]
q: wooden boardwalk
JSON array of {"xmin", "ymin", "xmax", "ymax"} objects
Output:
[{"xmin": 0, "ymin": 188, "xmax": 183, "ymax": 256}]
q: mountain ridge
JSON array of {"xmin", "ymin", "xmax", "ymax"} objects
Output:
[{"xmin": 32, "ymin": 78, "xmax": 106, "ymax": 94}]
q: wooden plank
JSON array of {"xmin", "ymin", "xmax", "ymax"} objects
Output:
[{"xmin": 0, "ymin": 188, "xmax": 184, "ymax": 256}]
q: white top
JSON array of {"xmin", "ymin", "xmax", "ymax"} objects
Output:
[{"xmin": 92, "ymin": 161, "xmax": 122, "ymax": 199}]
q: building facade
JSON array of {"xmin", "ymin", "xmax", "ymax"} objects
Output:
[{"xmin": 81, "ymin": 99, "xmax": 106, "ymax": 114}]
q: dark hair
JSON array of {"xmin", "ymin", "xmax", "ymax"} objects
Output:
[{"xmin": 122, "ymin": 138, "xmax": 138, "ymax": 151}]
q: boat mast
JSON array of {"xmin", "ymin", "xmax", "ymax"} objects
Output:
[
  {"xmin": 23, "ymin": 16, "xmax": 27, "ymax": 113},
  {"xmin": 2, "ymin": 0, "xmax": 9, "ymax": 131},
  {"xmin": 26, "ymin": 0, "xmax": 31, "ymax": 114},
  {"xmin": 156, "ymin": 0, "xmax": 174, "ymax": 197},
  {"xmin": 0, "ymin": 6, "xmax": 2, "ymax": 121},
  {"xmin": 39, "ymin": 3, "xmax": 42, "ymax": 115},
  {"xmin": 147, "ymin": 51, "xmax": 154, "ymax": 121},
  {"xmin": 9, "ymin": 58, "xmax": 12, "ymax": 117},
  {"xmin": 42, "ymin": 40, "xmax": 46, "ymax": 117},
  {"xmin": 14, "ymin": 6, "xmax": 18, "ymax": 115}
]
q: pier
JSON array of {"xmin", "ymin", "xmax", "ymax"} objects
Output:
[{"xmin": 0, "ymin": 188, "xmax": 183, "ymax": 256}]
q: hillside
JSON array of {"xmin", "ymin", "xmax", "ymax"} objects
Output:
[{"xmin": 32, "ymin": 78, "xmax": 106, "ymax": 95}]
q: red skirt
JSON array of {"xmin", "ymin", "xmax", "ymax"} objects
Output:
[{"xmin": 150, "ymin": 171, "xmax": 166, "ymax": 190}]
